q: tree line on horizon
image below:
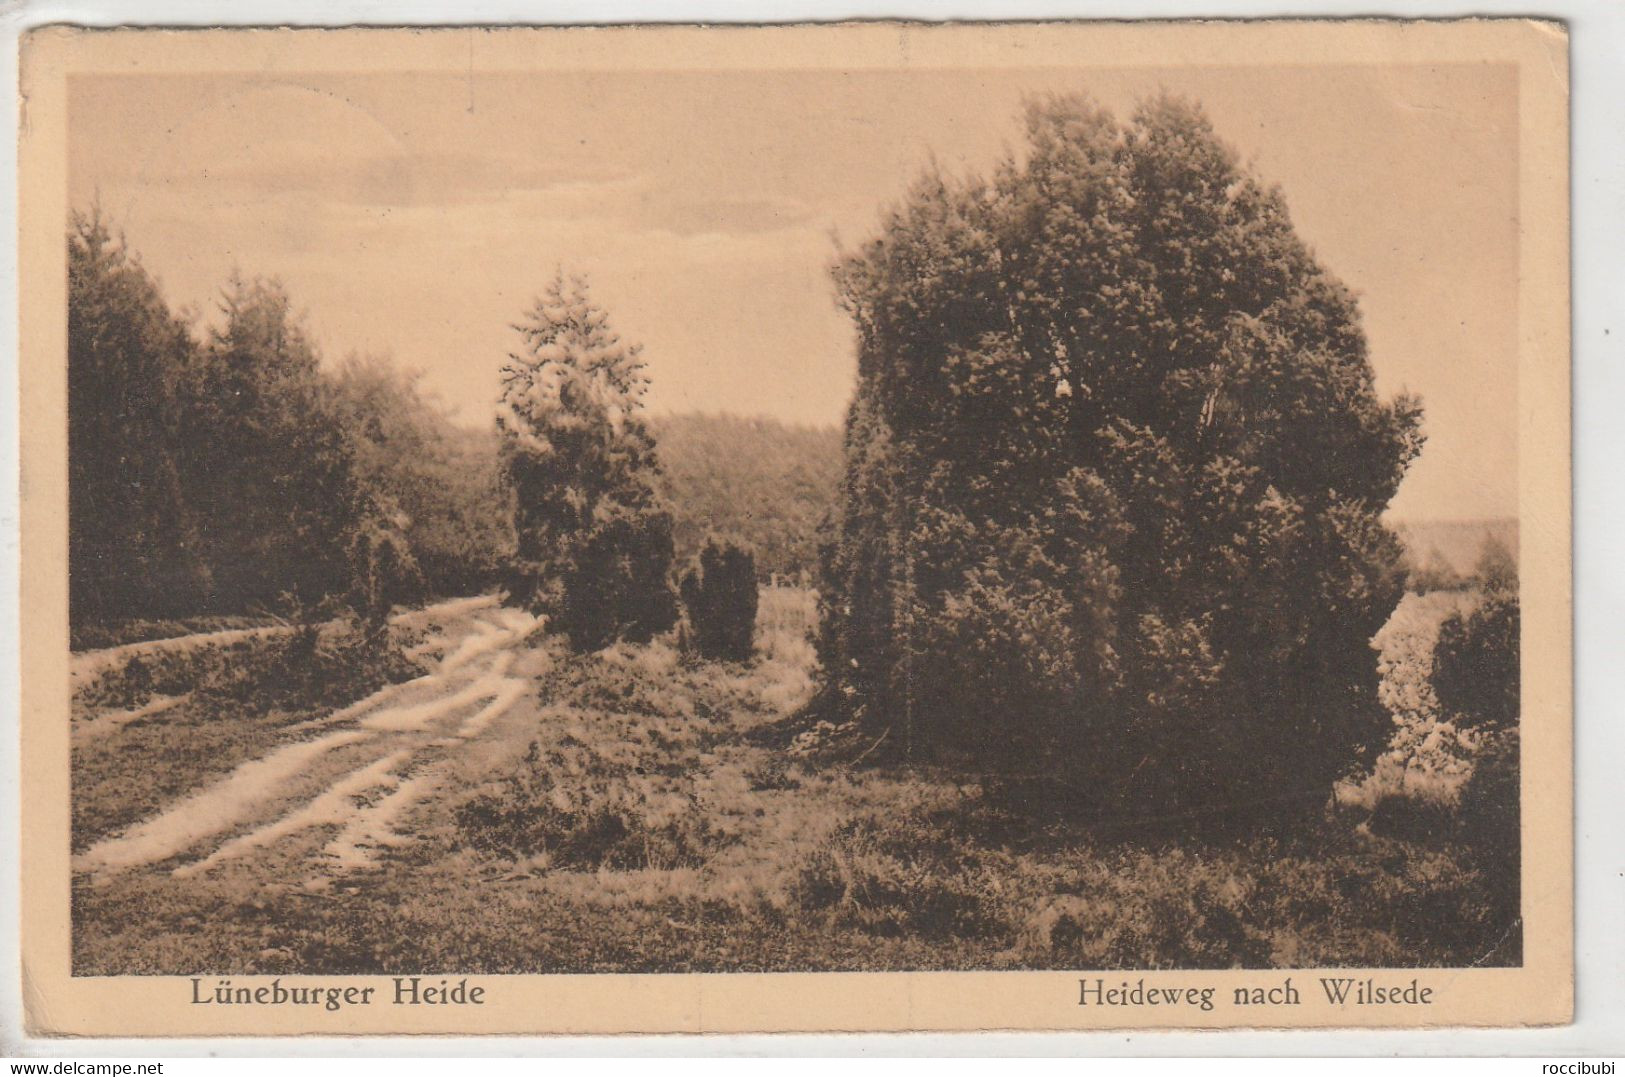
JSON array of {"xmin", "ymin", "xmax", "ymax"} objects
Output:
[
  {"xmin": 66, "ymin": 212, "xmax": 833, "ymax": 647},
  {"xmin": 649, "ymin": 413, "xmax": 841, "ymax": 584},
  {"xmin": 68, "ymin": 209, "xmax": 514, "ymax": 633}
]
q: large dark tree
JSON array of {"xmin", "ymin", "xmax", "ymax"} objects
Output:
[
  {"xmin": 176, "ymin": 274, "xmax": 361, "ymax": 611},
  {"xmin": 497, "ymin": 272, "xmax": 678, "ymax": 650},
  {"xmin": 68, "ymin": 210, "xmax": 207, "ymax": 624},
  {"xmin": 817, "ymin": 94, "xmax": 1425, "ymax": 818}
]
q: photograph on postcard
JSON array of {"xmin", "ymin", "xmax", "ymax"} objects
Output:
[{"xmin": 18, "ymin": 21, "xmax": 1571, "ymax": 1034}]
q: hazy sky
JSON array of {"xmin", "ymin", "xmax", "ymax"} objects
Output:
[{"xmin": 69, "ymin": 63, "xmax": 1518, "ymax": 520}]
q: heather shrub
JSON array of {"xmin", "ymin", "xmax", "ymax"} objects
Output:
[
  {"xmin": 194, "ymin": 616, "xmax": 421, "ymax": 712},
  {"xmin": 455, "ymin": 738, "xmax": 714, "ymax": 871},
  {"xmin": 679, "ymin": 540, "xmax": 759, "ymax": 662},
  {"xmin": 787, "ymin": 815, "xmax": 1007, "ymax": 941},
  {"xmin": 558, "ymin": 504, "xmax": 681, "ymax": 651},
  {"xmin": 1022, "ymin": 852, "xmax": 1272, "ymax": 969},
  {"xmin": 75, "ymin": 633, "xmax": 294, "ymax": 711}
]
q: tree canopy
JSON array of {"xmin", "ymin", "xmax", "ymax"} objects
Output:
[
  {"xmin": 68, "ymin": 209, "xmax": 513, "ymax": 632},
  {"xmin": 817, "ymin": 93, "xmax": 1425, "ymax": 817}
]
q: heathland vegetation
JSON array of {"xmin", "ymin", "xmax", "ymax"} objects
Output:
[{"xmin": 68, "ymin": 92, "xmax": 1521, "ymax": 973}]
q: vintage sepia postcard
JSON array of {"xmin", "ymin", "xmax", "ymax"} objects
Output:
[{"xmin": 17, "ymin": 20, "xmax": 1570, "ymax": 1037}]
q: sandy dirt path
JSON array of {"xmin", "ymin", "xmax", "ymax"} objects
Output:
[
  {"xmin": 74, "ymin": 599, "xmax": 549, "ymax": 888},
  {"xmin": 69, "ymin": 595, "xmax": 506, "ymax": 689}
]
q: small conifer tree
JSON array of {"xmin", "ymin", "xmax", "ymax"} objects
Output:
[{"xmin": 496, "ymin": 272, "xmax": 677, "ymax": 649}]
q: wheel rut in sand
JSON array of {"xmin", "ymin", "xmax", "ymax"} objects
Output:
[{"xmin": 74, "ymin": 602, "xmax": 544, "ymax": 883}]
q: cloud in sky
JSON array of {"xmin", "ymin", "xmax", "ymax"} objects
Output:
[
  {"xmin": 203, "ymin": 147, "xmax": 637, "ymax": 209},
  {"xmin": 68, "ymin": 63, "xmax": 1518, "ymax": 519},
  {"xmin": 632, "ymin": 193, "xmax": 816, "ymax": 237}
]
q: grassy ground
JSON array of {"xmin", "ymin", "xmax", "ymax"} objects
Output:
[{"xmin": 72, "ymin": 586, "xmax": 1517, "ymax": 974}]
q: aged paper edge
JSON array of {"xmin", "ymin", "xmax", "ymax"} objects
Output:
[{"xmin": 16, "ymin": 19, "xmax": 1572, "ymax": 1037}]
